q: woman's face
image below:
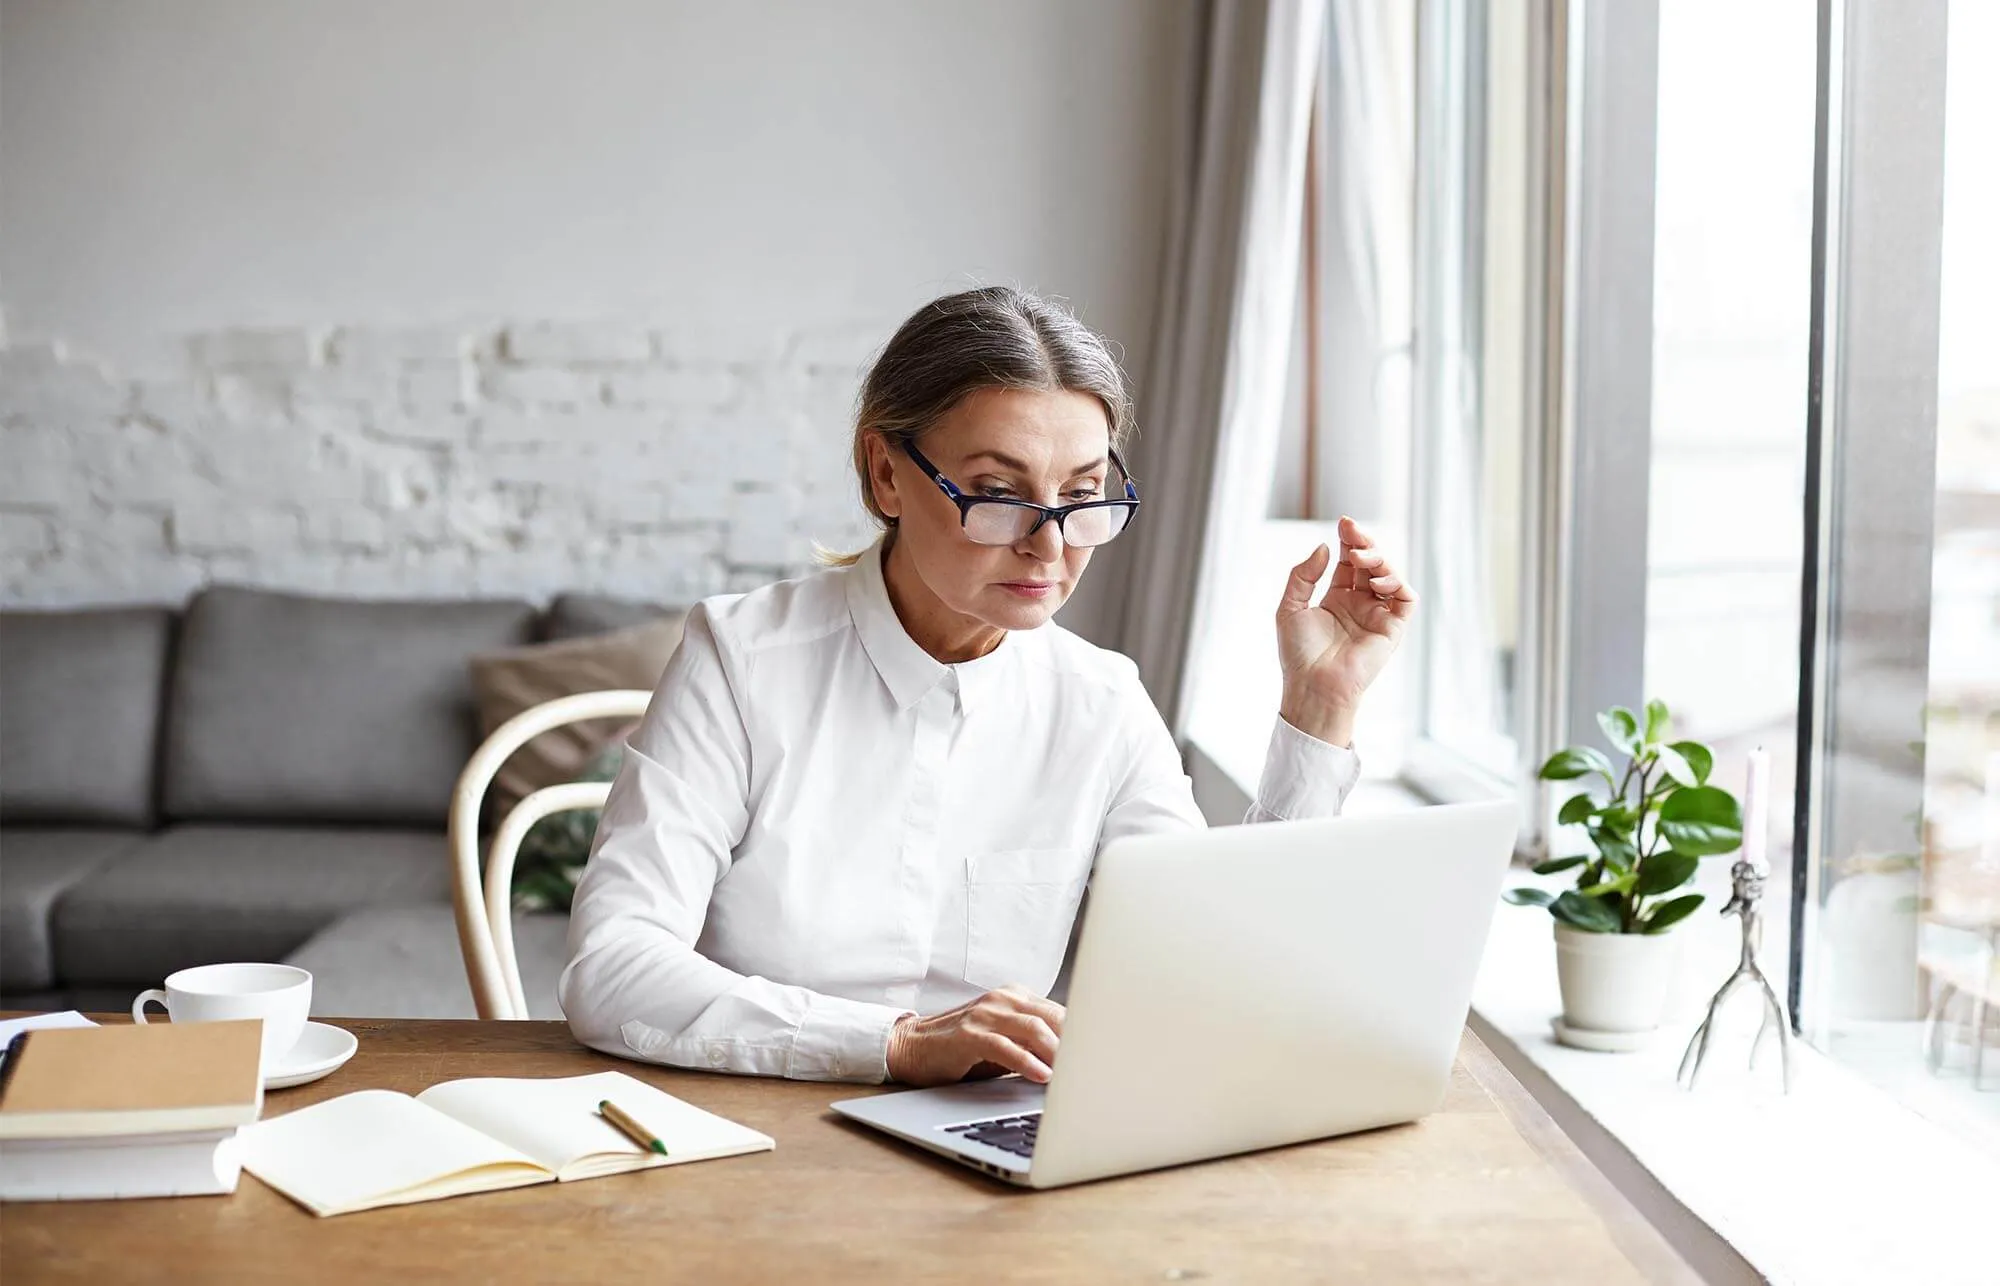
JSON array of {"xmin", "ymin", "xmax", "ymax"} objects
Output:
[{"xmin": 866, "ymin": 386, "xmax": 1113, "ymax": 634}]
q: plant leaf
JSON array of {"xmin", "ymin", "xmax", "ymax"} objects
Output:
[
  {"xmin": 1656, "ymin": 745, "xmax": 1699, "ymax": 789},
  {"xmin": 1541, "ymin": 746, "xmax": 1616, "ymax": 781},
  {"xmin": 1532, "ymin": 855, "xmax": 1588, "ymax": 875},
  {"xmin": 1591, "ymin": 831, "xmax": 1640, "ymax": 873},
  {"xmin": 1633, "ymin": 851, "xmax": 1699, "ymax": 896},
  {"xmin": 1642, "ymin": 893, "xmax": 1706, "ymax": 933},
  {"xmin": 1598, "ymin": 804, "xmax": 1637, "ymax": 832},
  {"xmin": 1557, "ymin": 793, "xmax": 1596, "ymax": 825},
  {"xmin": 1669, "ymin": 740, "xmax": 1713, "ymax": 785},
  {"xmin": 1598, "ymin": 707, "xmax": 1642, "ymax": 755},
  {"xmin": 1552, "ymin": 890, "xmax": 1622, "ymax": 933},
  {"xmin": 1644, "ymin": 699, "xmax": 1670, "ymax": 745},
  {"xmin": 1658, "ymin": 785, "xmax": 1744, "ymax": 856},
  {"xmin": 1504, "ymin": 887, "xmax": 1555, "ymax": 907}
]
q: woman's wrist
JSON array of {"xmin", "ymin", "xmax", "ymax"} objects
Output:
[
  {"xmin": 1278, "ymin": 689, "xmax": 1357, "ymax": 749},
  {"xmin": 886, "ymin": 1013, "xmax": 915, "ymax": 1082}
]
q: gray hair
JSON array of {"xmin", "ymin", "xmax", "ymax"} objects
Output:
[{"xmin": 812, "ymin": 286, "xmax": 1135, "ymax": 567}]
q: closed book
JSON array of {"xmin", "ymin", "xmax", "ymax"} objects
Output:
[
  {"xmin": 0, "ymin": 1020, "xmax": 264, "ymax": 1203},
  {"xmin": 0, "ymin": 1019, "xmax": 264, "ymax": 1140},
  {"xmin": 0, "ymin": 1129, "xmax": 243, "ymax": 1201}
]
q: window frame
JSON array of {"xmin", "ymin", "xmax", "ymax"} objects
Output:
[
  {"xmin": 1789, "ymin": 0, "xmax": 1951, "ymax": 1036},
  {"xmin": 1398, "ymin": 0, "xmax": 1660, "ymax": 868}
]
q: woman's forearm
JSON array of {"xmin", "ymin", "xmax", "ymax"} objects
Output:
[{"xmin": 1278, "ymin": 686, "xmax": 1357, "ymax": 749}]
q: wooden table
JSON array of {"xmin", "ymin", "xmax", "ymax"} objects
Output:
[{"xmin": 1, "ymin": 1019, "xmax": 1694, "ymax": 1284}]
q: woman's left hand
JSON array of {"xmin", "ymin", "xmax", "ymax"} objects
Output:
[{"xmin": 1274, "ymin": 515, "xmax": 1417, "ymax": 748}]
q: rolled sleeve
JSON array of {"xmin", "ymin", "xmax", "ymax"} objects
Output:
[
  {"xmin": 1249, "ymin": 713, "xmax": 1362, "ymax": 822},
  {"xmin": 788, "ymin": 992, "xmax": 915, "ymax": 1083}
]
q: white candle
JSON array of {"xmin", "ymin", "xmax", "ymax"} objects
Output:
[{"xmin": 1743, "ymin": 747, "xmax": 1770, "ymax": 874}]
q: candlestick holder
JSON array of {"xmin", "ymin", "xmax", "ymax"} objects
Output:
[{"xmin": 1677, "ymin": 856, "xmax": 1793, "ymax": 1092}]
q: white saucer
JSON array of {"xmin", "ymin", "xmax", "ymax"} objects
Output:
[
  {"xmin": 265, "ymin": 1021, "xmax": 359, "ymax": 1090},
  {"xmin": 1550, "ymin": 1017, "xmax": 1653, "ymax": 1053}
]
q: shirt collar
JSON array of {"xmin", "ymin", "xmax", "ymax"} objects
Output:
[{"xmin": 845, "ymin": 534, "xmax": 1019, "ymax": 719}]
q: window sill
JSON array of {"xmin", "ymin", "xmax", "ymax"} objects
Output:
[{"xmin": 1187, "ymin": 731, "xmax": 2000, "ymax": 1285}]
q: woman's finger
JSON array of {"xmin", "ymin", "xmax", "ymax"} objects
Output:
[
  {"xmin": 1326, "ymin": 549, "xmax": 1379, "ymax": 608},
  {"xmin": 1369, "ymin": 572, "xmax": 1417, "ymax": 602},
  {"xmin": 974, "ymin": 1030, "xmax": 1053, "ymax": 1083},
  {"xmin": 992, "ymin": 1011, "xmax": 1060, "ymax": 1067},
  {"xmin": 1278, "ymin": 545, "xmax": 1332, "ymax": 616},
  {"xmin": 1004, "ymin": 990, "xmax": 1067, "ymax": 1036}
]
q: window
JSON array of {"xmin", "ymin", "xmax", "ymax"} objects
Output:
[
  {"xmin": 1259, "ymin": 0, "xmax": 1551, "ymax": 808},
  {"xmin": 1198, "ymin": 5, "xmax": 1997, "ymax": 1161},
  {"xmin": 1797, "ymin": 0, "xmax": 2000, "ymax": 1150},
  {"xmin": 1643, "ymin": 0, "xmax": 1818, "ymax": 1001},
  {"xmin": 1405, "ymin": 0, "xmax": 1544, "ymax": 797}
]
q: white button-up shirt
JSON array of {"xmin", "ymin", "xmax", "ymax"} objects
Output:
[{"xmin": 560, "ymin": 536, "xmax": 1360, "ymax": 1083}]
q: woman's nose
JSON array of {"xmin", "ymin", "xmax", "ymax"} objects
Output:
[{"xmin": 1015, "ymin": 511, "xmax": 1067, "ymax": 561}]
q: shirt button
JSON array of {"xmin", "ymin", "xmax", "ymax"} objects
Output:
[
  {"xmin": 831, "ymin": 1059, "xmax": 846, "ymax": 1077},
  {"xmin": 708, "ymin": 1046, "xmax": 726, "ymax": 1066}
]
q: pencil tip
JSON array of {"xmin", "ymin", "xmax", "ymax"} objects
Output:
[{"xmin": 651, "ymin": 1141, "xmax": 669, "ymax": 1155}]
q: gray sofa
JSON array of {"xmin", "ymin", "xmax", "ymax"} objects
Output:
[{"xmin": 0, "ymin": 584, "xmax": 672, "ymax": 1019}]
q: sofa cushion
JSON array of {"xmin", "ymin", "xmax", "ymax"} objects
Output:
[
  {"xmin": 0, "ymin": 607, "xmax": 175, "ymax": 826},
  {"xmin": 283, "ymin": 904, "xmax": 568, "ymax": 1019},
  {"xmin": 161, "ymin": 585, "xmax": 536, "ymax": 825},
  {"xmin": 468, "ymin": 616, "xmax": 683, "ymax": 816},
  {"xmin": 0, "ymin": 829, "xmax": 148, "ymax": 990},
  {"xmin": 51, "ymin": 824, "xmax": 453, "ymax": 985},
  {"xmin": 542, "ymin": 592, "xmax": 684, "ymax": 641}
]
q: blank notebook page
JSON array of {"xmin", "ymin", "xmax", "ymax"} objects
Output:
[
  {"xmin": 240, "ymin": 1090, "xmax": 547, "ymax": 1215},
  {"xmin": 417, "ymin": 1070, "xmax": 772, "ymax": 1181}
]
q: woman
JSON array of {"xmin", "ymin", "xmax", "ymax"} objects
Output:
[{"xmin": 561, "ymin": 287, "xmax": 1415, "ymax": 1086}]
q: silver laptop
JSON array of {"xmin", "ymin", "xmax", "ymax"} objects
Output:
[{"xmin": 830, "ymin": 799, "xmax": 1517, "ymax": 1189}]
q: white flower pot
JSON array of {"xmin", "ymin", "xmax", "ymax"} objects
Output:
[{"xmin": 1553, "ymin": 923, "xmax": 1683, "ymax": 1043}]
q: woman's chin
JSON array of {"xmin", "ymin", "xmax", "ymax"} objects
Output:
[{"xmin": 986, "ymin": 588, "xmax": 1064, "ymax": 628}]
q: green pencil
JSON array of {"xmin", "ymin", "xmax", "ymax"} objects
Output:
[{"xmin": 598, "ymin": 1098, "xmax": 668, "ymax": 1155}]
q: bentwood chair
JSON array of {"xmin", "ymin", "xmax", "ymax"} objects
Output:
[{"xmin": 447, "ymin": 689, "xmax": 653, "ymax": 1019}]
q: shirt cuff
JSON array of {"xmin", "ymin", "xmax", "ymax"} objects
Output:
[
  {"xmin": 1253, "ymin": 713, "xmax": 1363, "ymax": 821},
  {"xmin": 787, "ymin": 991, "xmax": 915, "ymax": 1083}
]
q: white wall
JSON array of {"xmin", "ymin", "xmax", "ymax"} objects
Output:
[{"xmin": 0, "ymin": 0, "xmax": 1187, "ymax": 636}]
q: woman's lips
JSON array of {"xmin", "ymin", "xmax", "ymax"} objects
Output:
[{"xmin": 999, "ymin": 581, "xmax": 1054, "ymax": 598}]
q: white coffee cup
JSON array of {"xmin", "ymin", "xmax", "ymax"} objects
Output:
[{"xmin": 132, "ymin": 962, "xmax": 312, "ymax": 1072}]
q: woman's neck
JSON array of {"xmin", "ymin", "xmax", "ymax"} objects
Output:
[{"xmin": 880, "ymin": 532, "xmax": 1006, "ymax": 665}]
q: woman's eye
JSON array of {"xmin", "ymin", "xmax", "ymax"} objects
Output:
[
  {"xmin": 978, "ymin": 487, "xmax": 1013, "ymax": 499},
  {"xmin": 1068, "ymin": 490, "xmax": 1101, "ymax": 502}
]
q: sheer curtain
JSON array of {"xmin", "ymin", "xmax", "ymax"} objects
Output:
[{"xmin": 1113, "ymin": 0, "xmax": 1329, "ymax": 736}]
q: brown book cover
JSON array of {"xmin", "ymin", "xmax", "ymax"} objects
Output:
[{"xmin": 0, "ymin": 1020, "xmax": 265, "ymax": 1139}]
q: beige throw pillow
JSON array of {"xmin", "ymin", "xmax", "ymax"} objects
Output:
[{"xmin": 468, "ymin": 614, "xmax": 687, "ymax": 817}]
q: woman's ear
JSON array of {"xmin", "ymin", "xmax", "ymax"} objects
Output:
[{"xmin": 864, "ymin": 432, "xmax": 902, "ymax": 522}]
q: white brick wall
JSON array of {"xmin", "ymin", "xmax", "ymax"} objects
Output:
[{"xmin": 0, "ymin": 321, "xmax": 886, "ymax": 607}]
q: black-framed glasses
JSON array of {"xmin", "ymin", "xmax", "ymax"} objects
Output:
[{"xmin": 899, "ymin": 439, "xmax": 1141, "ymax": 548}]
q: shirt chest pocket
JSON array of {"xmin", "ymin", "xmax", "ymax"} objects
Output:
[{"xmin": 963, "ymin": 845, "xmax": 1092, "ymax": 996}]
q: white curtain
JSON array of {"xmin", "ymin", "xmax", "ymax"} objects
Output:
[{"xmin": 1113, "ymin": 0, "xmax": 1328, "ymax": 735}]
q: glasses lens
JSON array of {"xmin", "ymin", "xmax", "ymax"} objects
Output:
[
  {"xmin": 962, "ymin": 500, "xmax": 1134, "ymax": 547},
  {"xmin": 963, "ymin": 502, "xmax": 1035, "ymax": 545},
  {"xmin": 1062, "ymin": 504, "xmax": 1131, "ymax": 548}
]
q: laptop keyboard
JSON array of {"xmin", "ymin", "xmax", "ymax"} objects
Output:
[{"xmin": 944, "ymin": 1112, "xmax": 1041, "ymax": 1158}]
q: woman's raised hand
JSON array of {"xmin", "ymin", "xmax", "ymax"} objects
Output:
[
  {"xmin": 886, "ymin": 986, "xmax": 1065, "ymax": 1085},
  {"xmin": 1274, "ymin": 515, "xmax": 1417, "ymax": 747}
]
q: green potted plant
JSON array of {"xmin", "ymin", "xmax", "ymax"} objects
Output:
[{"xmin": 1505, "ymin": 700, "xmax": 1743, "ymax": 1049}]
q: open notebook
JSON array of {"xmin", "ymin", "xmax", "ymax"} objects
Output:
[{"xmin": 240, "ymin": 1070, "xmax": 773, "ymax": 1217}]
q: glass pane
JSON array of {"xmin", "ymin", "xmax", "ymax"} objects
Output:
[
  {"xmin": 1642, "ymin": 0, "xmax": 1817, "ymax": 980},
  {"xmin": 1805, "ymin": 0, "xmax": 2000, "ymax": 1156},
  {"xmin": 1414, "ymin": 0, "xmax": 1530, "ymax": 775},
  {"xmin": 1909, "ymin": 0, "xmax": 2000, "ymax": 1146}
]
